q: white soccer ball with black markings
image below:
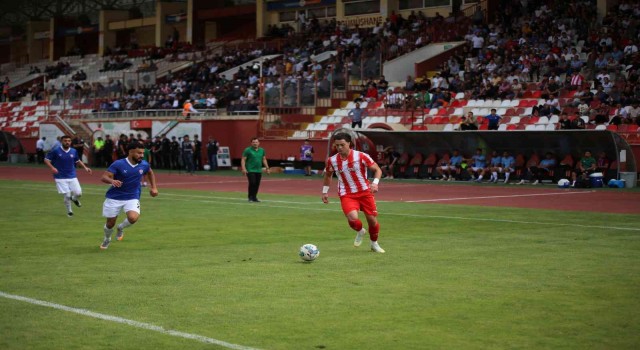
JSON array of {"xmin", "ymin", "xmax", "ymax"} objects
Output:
[
  {"xmin": 557, "ymin": 178, "xmax": 570, "ymax": 188},
  {"xmin": 299, "ymin": 244, "xmax": 320, "ymax": 261}
]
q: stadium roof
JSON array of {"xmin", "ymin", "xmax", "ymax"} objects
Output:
[{"xmin": 0, "ymin": 0, "xmax": 160, "ymax": 29}]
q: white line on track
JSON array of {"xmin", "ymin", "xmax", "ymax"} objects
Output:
[
  {"xmin": 3, "ymin": 184, "xmax": 639, "ymax": 232},
  {"xmin": 159, "ymin": 179, "xmax": 290, "ymax": 185},
  {"xmin": 405, "ymin": 190, "xmax": 595, "ymax": 202},
  {"xmin": 0, "ymin": 291, "xmax": 262, "ymax": 350}
]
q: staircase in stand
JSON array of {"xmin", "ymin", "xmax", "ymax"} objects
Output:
[
  {"xmin": 261, "ymin": 89, "xmax": 352, "ymax": 139},
  {"xmin": 64, "ymin": 119, "xmax": 94, "ymax": 160},
  {"xmin": 154, "ymin": 119, "xmax": 180, "ymax": 138}
]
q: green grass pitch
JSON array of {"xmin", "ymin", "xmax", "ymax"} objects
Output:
[{"xmin": 1, "ymin": 179, "xmax": 639, "ymax": 349}]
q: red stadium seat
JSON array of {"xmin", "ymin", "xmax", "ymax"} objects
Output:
[
  {"xmin": 617, "ymin": 124, "xmax": 630, "ymax": 133},
  {"xmin": 518, "ymin": 99, "xmax": 531, "ymax": 107},
  {"xmin": 450, "ymin": 100, "xmax": 463, "ymax": 108}
]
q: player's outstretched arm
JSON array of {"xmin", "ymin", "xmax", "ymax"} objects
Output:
[
  {"xmin": 77, "ymin": 160, "xmax": 92, "ymax": 174},
  {"xmin": 369, "ymin": 163, "xmax": 382, "ymax": 193},
  {"xmin": 44, "ymin": 158, "xmax": 58, "ymax": 174},
  {"xmin": 322, "ymin": 169, "xmax": 333, "ymax": 204},
  {"xmin": 146, "ymin": 169, "xmax": 158, "ymax": 197},
  {"xmin": 101, "ymin": 171, "xmax": 122, "ymax": 187}
]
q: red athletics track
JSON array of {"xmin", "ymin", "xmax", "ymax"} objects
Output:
[{"xmin": 1, "ymin": 166, "xmax": 639, "ymax": 215}]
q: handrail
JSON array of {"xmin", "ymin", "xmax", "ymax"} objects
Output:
[
  {"xmin": 462, "ymin": 0, "xmax": 488, "ymax": 21},
  {"xmin": 154, "ymin": 120, "xmax": 180, "ymax": 138},
  {"xmin": 54, "ymin": 115, "xmax": 77, "ymax": 136},
  {"xmin": 88, "ymin": 109, "xmax": 219, "ymax": 120}
]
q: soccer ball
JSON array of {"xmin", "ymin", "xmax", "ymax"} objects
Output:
[
  {"xmin": 203, "ymin": 164, "xmax": 211, "ymax": 171},
  {"xmin": 557, "ymin": 178, "xmax": 570, "ymax": 188},
  {"xmin": 299, "ymin": 244, "xmax": 320, "ymax": 261}
]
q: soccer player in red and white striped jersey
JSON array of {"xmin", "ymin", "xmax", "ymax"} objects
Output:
[{"xmin": 322, "ymin": 132, "xmax": 385, "ymax": 253}]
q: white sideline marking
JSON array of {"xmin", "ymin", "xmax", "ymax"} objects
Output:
[
  {"xmin": 406, "ymin": 191, "xmax": 594, "ymax": 203},
  {"xmin": 0, "ymin": 291, "xmax": 262, "ymax": 350},
  {"xmin": 160, "ymin": 179, "xmax": 290, "ymax": 185},
  {"xmin": 3, "ymin": 184, "xmax": 640, "ymax": 232}
]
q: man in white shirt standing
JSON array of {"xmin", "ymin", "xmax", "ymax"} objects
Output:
[
  {"xmin": 471, "ymin": 32, "xmax": 485, "ymax": 57},
  {"xmin": 206, "ymin": 94, "xmax": 217, "ymax": 109},
  {"xmin": 623, "ymin": 42, "xmax": 638, "ymax": 56},
  {"xmin": 36, "ymin": 137, "xmax": 46, "ymax": 164}
]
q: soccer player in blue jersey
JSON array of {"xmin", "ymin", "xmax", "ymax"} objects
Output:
[
  {"xmin": 467, "ymin": 148, "xmax": 487, "ymax": 181},
  {"xmin": 44, "ymin": 135, "xmax": 92, "ymax": 217},
  {"xmin": 499, "ymin": 151, "xmax": 516, "ymax": 184},
  {"xmin": 487, "ymin": 150, "xmax": 502, "ymax": 183},
  {"xmin": 99, "ymin": 142, "xmax": 158, "ymax": 250}
]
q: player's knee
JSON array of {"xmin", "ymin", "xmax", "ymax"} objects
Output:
[
  {"xmin": 347, "ymin": 217, "xmax": 362, "ymax": 230},
  {"xmin": 127, "ymin": 213, "xmax": 140, "ymax": 224},
  {"xmin": 345, "ymin": 212, "xmax": 359, "ymax": 221}
]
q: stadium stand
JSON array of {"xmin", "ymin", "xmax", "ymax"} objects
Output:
[{"xmin": 0, "ymin": 0, "xmax": 638, "ymax": 148}]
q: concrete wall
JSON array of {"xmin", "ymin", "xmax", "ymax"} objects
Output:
[
  {"xmin": 135, "ymin": 25, "xmax": 157, "ymax": 47},
  {"xmin": 156, "ymin": 2, "xmax": 187, "ymax": 47},
  {"xmin": 200, "ymin": 119, "xmax": 329, "ymax": 163},
  {"xmin": 26, "ymin": 21, "xmax": 50, "ymax": 63},
  {"xmin": 100, "ymin": 10, "xmax": 130, "ymax": 56},
  {"xmin": 383, "ymin": 41, "xmax": 466, "ymax": 81}
]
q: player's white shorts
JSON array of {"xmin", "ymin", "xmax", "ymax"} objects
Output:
[
  {"xmin": 102, "ymin": 198, "xmax": 140, "ymax": 218},
  {"xmin": 54, "ymin": 178, "xmax": 82, "ymax": 195},
  {"xmin": 471, "ymin": 167, "xmax": 483, "ymax": 172}
]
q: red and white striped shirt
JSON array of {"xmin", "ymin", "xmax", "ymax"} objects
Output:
[
  {"xmin": 325, "ymin": 150, "xmax": 375, "ymax": 196},
  {"xmin": 570, "ymin": 73, "xmax": 583, "ymax": 87}
]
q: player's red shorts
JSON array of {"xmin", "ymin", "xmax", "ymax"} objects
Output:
[{"xmin": 339, "ymin": 191, "xmax": 378, "ymax": 216}]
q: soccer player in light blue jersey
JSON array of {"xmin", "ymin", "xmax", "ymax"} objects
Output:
[
  {"xmin": 99, "ymin": 142, "xmax": 158, "ymax": 250},
  {"xmin": 488, "ymin": 150, "xmax": 502, "ymax": 183},
  {"xmin": 44, "ymin": 135, "xmax": 92, "ymax": 217},
  {"xmin": 467, "ymin": 148, "xmax": 487, "ymax": 182},
  {"xmin": 499, "ymin": 151, "xmax": 516, "ymax": 184}
]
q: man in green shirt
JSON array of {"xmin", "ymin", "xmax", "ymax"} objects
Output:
[
  {"xmin": 241, "ymin": 137, "xmax": 270, "ymax": 202},
  {"xmin": 571, "ymin": 150, "xmax": 596, "ymax": 187},
  {"xmin": 93, "ymin": 136, "xmax": 105, "ymax": 167}
]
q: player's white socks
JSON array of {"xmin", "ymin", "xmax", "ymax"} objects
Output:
[
  {"xmin": 492, "ymin": 171, "xmax": 498, "ymax": 180},
  {"xmin": 104, "ymin": 225, "xmax": 114, "ymax": 240},
  {"xmin": 478, "ymin": 175, "xmax": 483, "ymax": 180},
  {"xmin": 64, "ymin": 196, "xmax": 72, "ymax": 212},
  {"xmin": 505, "ymin": 173, "xmax": 510, "ymax": 181},
  {"xmin": 118, "ymin": 218, "xmax": 133, "ymax": 231}
]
